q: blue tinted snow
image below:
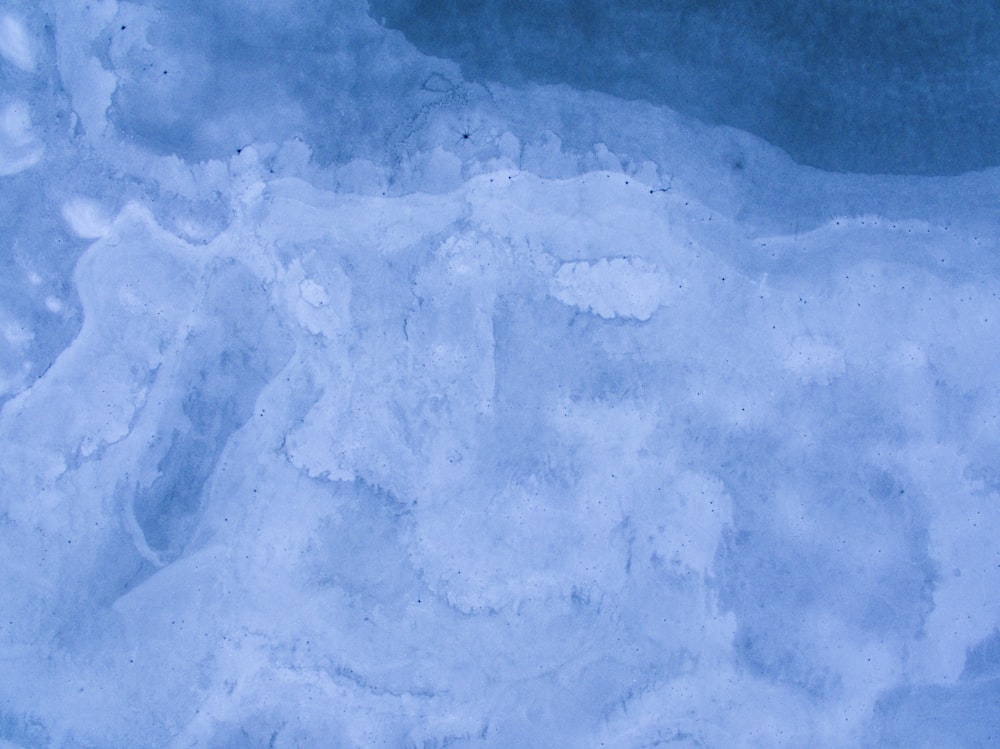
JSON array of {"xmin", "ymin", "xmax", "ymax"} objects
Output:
[{"xmin": 0, "ymin": 2, "xmax": 998, "ymax": 747}]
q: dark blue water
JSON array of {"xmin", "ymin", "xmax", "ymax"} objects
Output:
[{"xmin": 371, "ymin": 0, "xmax": 1000, "ymax": 176}]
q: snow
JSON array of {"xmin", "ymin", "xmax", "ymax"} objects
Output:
[
  {"xmin": 0, "ymin": 102, "xmax": 43, "ymax": 176},
  {"xmin": 551, "ymin": 256, "xmax": 670, "ymax": 321},
  {"xmin": 0, "ymin": 1, "xmax": 998, "ymax": 747},
  {"xmin": 0, "ymin": 15, "xmax": 34, "ymax": 72}
]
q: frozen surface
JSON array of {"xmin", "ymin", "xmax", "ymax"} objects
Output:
[
  {"xmin": 0, "ymin": 1, "xmax": 998, "ymax": 747},
  {"xmin": 374, "ymin": 0, "xmax": 1000, "ymax": 176}
]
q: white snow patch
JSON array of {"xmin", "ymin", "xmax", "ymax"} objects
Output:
[
  {"xmin": 0, "ymin": 101, "xmax": 43, "ymax": 175},
  {"xmin": 551, "ymin": 256, "xmax": 669, "ymax": 320},
  {"xmin": 62, "ymin": 197, "xmax": 113, "ymax": 239},
  {"xmin": 0, "ymin": 14, "xmax": 34, "ymax": 71}
]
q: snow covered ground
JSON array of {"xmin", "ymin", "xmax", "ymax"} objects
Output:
[{"xmin": 0, "ymin": 2, "xmax": 998, "ymax": 747}]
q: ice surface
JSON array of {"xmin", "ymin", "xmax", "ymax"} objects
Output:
[
  {"xmin": 373, "ymin": 0, "xmax": 1000, "ymax": 176},
  {"xmin": 0, "ymin": 1, "xmax": 998, "ymax": 747}
]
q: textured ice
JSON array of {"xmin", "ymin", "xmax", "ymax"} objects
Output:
[
  {"xmin": 0, "ymin": 2, "xmax": 999, "ymax": 748},
  {"xmin": 373, "ymin": 0, "xmax": 1000, "ymax": 176}
]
